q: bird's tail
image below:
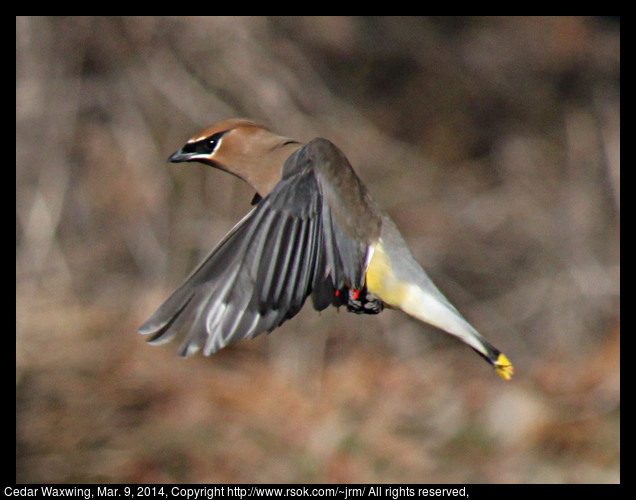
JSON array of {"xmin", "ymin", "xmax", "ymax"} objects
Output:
[{"xmin": 365, "ymin": 217, "xmax": 514, "ymax": 380}]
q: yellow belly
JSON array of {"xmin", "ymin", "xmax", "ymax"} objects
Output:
[{"xmin": 365, "ymin": 242, "xmax": 410, "ymax": 306}]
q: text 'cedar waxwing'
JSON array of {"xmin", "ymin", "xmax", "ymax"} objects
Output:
[{"xmin": 139, "ymin": 118, "xmax": 514, "ymax": 380}]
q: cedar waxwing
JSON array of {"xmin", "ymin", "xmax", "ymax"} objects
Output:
[{"xmin": 139, "ymin": 118, "xmax": 513, "ymax": 380}]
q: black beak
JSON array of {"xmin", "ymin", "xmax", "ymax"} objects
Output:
[{"xmin": 168, "ymin": 148, "xmax": 197, "ymax": 163}]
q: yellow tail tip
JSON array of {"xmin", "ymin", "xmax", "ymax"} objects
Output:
[{"xmin": 494, "ymin": 353, "xmax": 514, "ymax": 381}]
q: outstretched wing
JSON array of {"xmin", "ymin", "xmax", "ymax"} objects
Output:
[{"xmin": 138, "ymin": 141, "xmax": 372, "ymax": 357}]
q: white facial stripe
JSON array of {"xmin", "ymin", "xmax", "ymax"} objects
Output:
[
  {"xmin": 213, "ymin": 136, "xmax": 223, "ymax": 153},
  {"xmin": 186, "ymin": 134, "xmax": 224, "ymax": 156}
]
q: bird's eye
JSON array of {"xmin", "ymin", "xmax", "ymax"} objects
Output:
[
  {"xmin": 183, "ymin": 131, "xmax": 227, "ymax": 156},
  {"xmin": 204, "ymin": 131, "xmax": 226, "ymax": 153}
]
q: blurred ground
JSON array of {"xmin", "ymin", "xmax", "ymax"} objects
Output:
[{"xmin": 16, "ymin": 16, "xmax": 619, "ymax": 483}]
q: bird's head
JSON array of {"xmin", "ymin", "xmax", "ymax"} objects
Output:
[{"xmin": 169, "ymin": 118, "xmax": 302, "ymax": 197}]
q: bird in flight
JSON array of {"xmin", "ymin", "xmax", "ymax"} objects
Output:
[{"xmin": 139, "ymin": 119, "xmax": 513, "ymax": 380}]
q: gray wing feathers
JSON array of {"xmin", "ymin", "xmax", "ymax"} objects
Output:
[{"xmin": 138, "ymin": 143, "xmax": 368, "ymax": 357}]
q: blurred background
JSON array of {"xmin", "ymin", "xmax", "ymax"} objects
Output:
[{"xmin": 16, "ymin": 17, "xmax": 619, "ymax": 483}]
